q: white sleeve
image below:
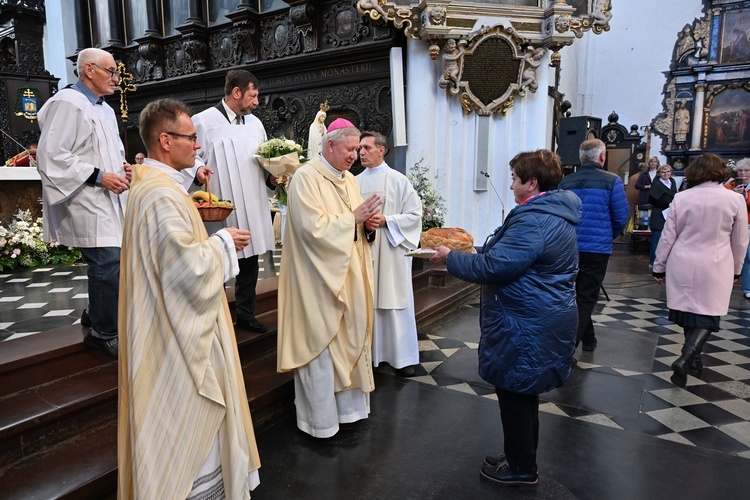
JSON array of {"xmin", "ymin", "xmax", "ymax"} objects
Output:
[{"xmin": 211, "ymin": 230, "xmax": 240, "ymax": 282}]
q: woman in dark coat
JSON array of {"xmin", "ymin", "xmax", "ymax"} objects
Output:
[
  {"xmin": 648, "ymin": 164, "xmax": 677, "ymax": 267},
  {"xmin": 431, "ymin": 150, "xmax": 580, "ymax": 488},
  {"xmin": 635, "ymin": 156, "xmax": 660, "ymax": 227}
]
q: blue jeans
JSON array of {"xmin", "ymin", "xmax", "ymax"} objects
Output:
[
  {"xmin": 742, "ymin": 241, "xmax": 750, "ymax": 294},
  {"xmin": 80, "ymin": 247, "xmax": 120, "ymax": 339},
  {"xmin": 649, "ymin": 229, "xmax": 662, "ymax": 266}
]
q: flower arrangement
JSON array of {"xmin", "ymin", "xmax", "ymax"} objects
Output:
[
  {"xmin": 408, "ymin": 158, "xmax": 446, "ymax": 231},
  {"xmin": 0, "ymin": 210, "xmax": 81, "ymax": 271},
  {"xmin": 255, "ymin": 137, "xmax": 309, "ymax": 206}
]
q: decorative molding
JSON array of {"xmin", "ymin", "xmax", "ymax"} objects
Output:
[
  {"xmin": 357, "ymin": 0, "xmax": 421, "ymax": 40},
  {"xmin": 323, "ymin": 1, "xmax": 370, "ymax": 48},
  {"xmin": 260, "ymin": 15, "xmax": 301, "ymax": 59},
  {"xmin": 436, "ymin": 25, "xmax": 543, "ymax": 116},
  {"xmin": 291, "ymin": 4, "xmax": 319, "ymax": 53},
  {"xmin": 210, "ymin": 27, "xmax": 257, "ymax": 68}
]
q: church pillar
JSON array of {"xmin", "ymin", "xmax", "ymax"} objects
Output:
[
  {"xmin": 690, "ymin": 82, "xmax": 705, "ymax": 151},
  {"xmin": 107, "ymin": 0, "xmax": 125, "ymax": 47}
]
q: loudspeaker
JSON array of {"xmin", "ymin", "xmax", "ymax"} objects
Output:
[{"xmin": 558, "ymin": 116, "xmax": 602, "ymax": 166}]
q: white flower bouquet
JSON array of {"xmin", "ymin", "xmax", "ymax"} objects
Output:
[
  {"xmin": 0, "ymin": 209, "xmax": 81, "ymax": 271},
  {"xmin": 255, "ymin": 137, "xmax": 308, "ymax": 177},
  {"xmin": 255, "ymin": 137, "xmax": 309, "ymax": 206}
]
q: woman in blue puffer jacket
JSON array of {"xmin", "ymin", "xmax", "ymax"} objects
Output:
[{"xmin": 431, "ymin": 149, "xmax": 580, "ymax": 489}]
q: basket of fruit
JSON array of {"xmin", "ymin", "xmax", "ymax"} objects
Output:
[{"xmin": 192, "ymin": 182, "xmax": 235, "ymax": 222}]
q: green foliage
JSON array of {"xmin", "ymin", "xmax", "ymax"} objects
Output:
[
  {"xmin": 408, "ymin": 158, "xmax": 446, "ymax": 231},
  {"xmin": 0, "ymin": 210, "xmax": 81, "ymax": 271}
]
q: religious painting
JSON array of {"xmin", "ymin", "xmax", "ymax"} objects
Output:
[
  {"xmin": 706, "ymin": 87, "xmax": 750, "ymax": 150},
  {"xmin": 720, "ymin": 9, "xmax": 750, "ymax": 64}
]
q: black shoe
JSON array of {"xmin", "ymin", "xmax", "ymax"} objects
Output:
[
  {"xmin": 480, "ymin": 464, "xmax": 538, "ymax": 488},
  {"xmin": 582, "ymin": 338, "xmax": 597, "ymax": 351},
  {"xmin": 83, "ymin": 332, "xmax": 118, "ymax": 358},
  {"xmin": 236, "ymin": 318, "xmax": 268, "ymax": 333},
  {"xmin": 687, "ymin": 354, "xmax": 703, "ymax": 374},
  {"xmin": 483, "ymin": 455, "xmax": 508, "ymax": 467},
  {"xmin": 395, "ymin": 365, "xmax": 416, "ymax": 377},
  {"xmin": 81, "ymin": 309, "xmax": 91, "ymax": 328}
]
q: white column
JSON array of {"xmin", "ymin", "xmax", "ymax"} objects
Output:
[{"xmin": 690, "ymin": 83, "xmax": 705, "ymax": 150}]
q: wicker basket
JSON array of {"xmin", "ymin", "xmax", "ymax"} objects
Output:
[
  {"xmin": 197, "ymin": 205, "xmax": 235, "ymax": 222},
  {"xmin": 196, "ymin": 179, "xmax": 235, "ymax": 222}
]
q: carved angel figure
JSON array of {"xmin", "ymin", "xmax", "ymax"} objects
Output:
[
  {"xmin": 591, "ymin": 0, "xmax": 612, "ymax": 28},
  {"xmin": 676, "ymin": 26, "xmax": 696, "ymax": 63},
  {"xmin": 438, "ymin": 39, "xmax": 461, "ymax": 91},
  {"xmin": 521, "ymin": 47, "xmax": 545, "ymax": 94}
]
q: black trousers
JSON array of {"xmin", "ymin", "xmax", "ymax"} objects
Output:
[
  {"xmin": 575, "ymin": 252, "xmax": 610, "ymax": 346},
  {"xmin": 496, "ymin": 387, "xmax": 539, "ymax": 473},
  {"xmin": 235, "ymin": 255, "xmax": 260, "ymax": 322}
]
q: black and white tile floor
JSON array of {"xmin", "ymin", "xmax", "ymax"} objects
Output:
[
  {"xmin": 0, "ymin": 249, "xmax": 281, "ymax": 342},
  {"xmin": 399, "ymin": 292, "xmax": 750, "ymax": 460}
]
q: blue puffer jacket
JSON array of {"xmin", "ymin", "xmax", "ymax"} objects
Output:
[
  {"xmin": 446, "ymin": 190, "xmax": 580, "ymax": 394},
  {"xmin": 558, "ymin": 162, "xmax": 630, "ymax": 254}
]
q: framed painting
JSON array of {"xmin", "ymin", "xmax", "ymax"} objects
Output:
[
  {"xmin": 720, "ymin": 9, "xmax": 750, "ymax": 64},
  {"xmin": 706, "ymin": 87, "xmax": 750, "ymax": 150}
]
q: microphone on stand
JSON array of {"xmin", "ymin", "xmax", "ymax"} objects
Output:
[
  {"xmin": 480, "ymin": 171, "xmax": 505, "ymax": 221},
  {"xmin": 1, "ymin": 128, "xmax": 36, "ymax": 168}
]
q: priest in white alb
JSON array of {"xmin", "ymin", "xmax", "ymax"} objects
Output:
[
  {"xmin": 191, "ymin": 69, "xmax": 275, "ymax": 334},
  {"xmin": 118, "ymin": 98, "xmax": 261, "ymax": 499},
  {"xmin": 358, "ymin": 131, "xmax": 423, "ymax": 377},
  {"xmin": 277, "ymin": 118, "xmax": 382, "ymax": 438}
]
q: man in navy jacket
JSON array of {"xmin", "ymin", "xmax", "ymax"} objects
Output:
[{"xmin": 558, "ymin": 139, "xmax": 630, "ymax": 351}]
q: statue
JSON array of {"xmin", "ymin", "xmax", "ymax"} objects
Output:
[
  {"xmin": 674, "ymin": 101, "xmax": 690, "ymax": 143},
  {"xmin": 591, "ymin": 0, "xmax": 613, "ymax": 28},
  {"xmin": 438, "ymin": 39, "xmax": 461, "ymax": 92},
  {"xmin": 520, "ymin": 47, "xmax": 545, "ymax": 94},
  {"xmin": 307, "ymin": 101, "xmax": 329, "ymax": 159}
]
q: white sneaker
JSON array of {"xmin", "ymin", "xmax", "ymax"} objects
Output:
[{"xmin": 744, "ymin": 292, "xmax": 750, "ymax": 299}]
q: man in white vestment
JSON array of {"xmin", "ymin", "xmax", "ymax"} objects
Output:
[
  {"xmin": 277, "ymin": 118, "xmax": 382, "ymax": 438},
  {"xmin": 118, "ymin": 98, "xmax": 261, "ymax": 499},
  {"xmin": 37, "ymin": 47, "xmax": 130, "ymax": 357},
  {"xmin": 192, "ymin": 70, "xmax": 275, "ymax": 333},
  {"xmin": 357, "ymin": 131, "xmax": 423, "ymax": 377}
]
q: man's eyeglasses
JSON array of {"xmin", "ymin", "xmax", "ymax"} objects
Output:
[
  {"xmin": 91, "ymin": 63, "xmax": 119, "ymax": 80},
  {"xmin": 165, "ymin": 132, "xmax": 198, "ymax": 143}
]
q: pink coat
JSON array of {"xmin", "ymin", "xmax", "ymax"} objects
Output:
[{"xmin": 653, "ymin": 182, "xmax": 748, "ymax": 316}]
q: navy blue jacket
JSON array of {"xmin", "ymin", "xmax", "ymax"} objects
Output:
[
  {"xmin": 558, "ymin": 162, "xmax": 630, "ymax": 254},
  {"xmin": 446, "ymin": 190, "xmax": 580, "ymax": 394}
]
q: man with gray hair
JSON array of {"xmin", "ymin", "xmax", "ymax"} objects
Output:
[
  {"xmin": 37, "ymin": 47, "xmax": 130, "ymax": 357},
  {"xmin": 558, "ymin": 138, "xmax": 629, "ymax": 353},
  {"xmin": 277, "ymin": 118, "xmax": 381, "ymax": 438}
]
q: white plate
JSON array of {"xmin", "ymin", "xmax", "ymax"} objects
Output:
[{"xmin": 405, "ymin": 249, "xmax": 437, "ymax": 258}]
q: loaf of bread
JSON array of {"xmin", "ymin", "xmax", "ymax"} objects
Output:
[{"xmin": 420, "ymin": 227, "xmax": 475, "ymax": 252}]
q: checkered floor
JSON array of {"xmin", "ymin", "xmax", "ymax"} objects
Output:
[
  {"xmin": 399, "ymin": 294, "xmax": 750, "ymax": 460},
  {"xmin": 0, "ymin": 249, "xmax": 281, "ymax": 342}
]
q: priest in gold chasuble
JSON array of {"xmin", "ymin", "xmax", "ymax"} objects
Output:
[
  {"xmin": 277, "ymin": 119, "xmax": 382, "ymax": 438},
  {"xmin": 118, "ymin": 99, "xmax": 260, "ymax": 499}
]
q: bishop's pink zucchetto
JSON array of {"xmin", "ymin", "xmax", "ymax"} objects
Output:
[{"xmin": 327, "ymin": 117, "xmax": 356, "ymax": 132}]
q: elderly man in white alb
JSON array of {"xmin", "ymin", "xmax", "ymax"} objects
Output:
[
  {"xmin": 357, "ymin": 131, "xmax": 422, "ymax": 377},
  {"xmin": 118, "ymin": 98, "xmax": 260, "ymax": 499},
  {"xmin": 191, "ymin": 69, "xmax": 275, "ymax": 333},
  {"xmin": 277, "ymin": 118, "xmax": 381, "ymax": 438},
  {"xmin": 37, "ymin": 47, "xmax": 131, "ymax": 357}
]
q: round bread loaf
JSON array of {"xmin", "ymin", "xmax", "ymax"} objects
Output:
[{"xmin": 420, "ymin": 227, "xmax": 474, "ymax": 252}]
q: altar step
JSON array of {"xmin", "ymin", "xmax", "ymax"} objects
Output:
[{"xmin": 0, "ymin": 264, "xmax": 478, "ymax": 498}]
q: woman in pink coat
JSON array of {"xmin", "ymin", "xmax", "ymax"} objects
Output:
[{"xmin": 652, "ymin": 154, "xmax": 748, "ymax": 387}]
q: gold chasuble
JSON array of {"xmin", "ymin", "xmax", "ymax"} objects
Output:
[
  {"xmin": 277, "ymin": 158, "xmax": 375, "ymax": 393},
  {"xmin": 118, "ymin": 165, "xmax": 260, "ymax": 499}
]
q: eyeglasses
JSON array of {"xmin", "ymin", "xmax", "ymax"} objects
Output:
[
  {"xmin": 91, "ymin": 63, "xmax": 119, "ymax": 80},
  {"xmin": 165, "ymin": 132, "xmax": 198, "ymax": 143},
  {"xmin": 737, "ymin": 169, "xmax": 750, "ymax": 173}
]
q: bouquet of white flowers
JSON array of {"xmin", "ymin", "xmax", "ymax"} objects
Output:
[
  {"xmin": 0, "ymin": 209, "xmax": 81, "ymax": 271},
  {"xmin": 255, "ymin": 137, "xmax": 308, "ymax": 177},
  {"xmin": 255, "ymin": 137, "xmax": 309, "ymax": 206}
]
